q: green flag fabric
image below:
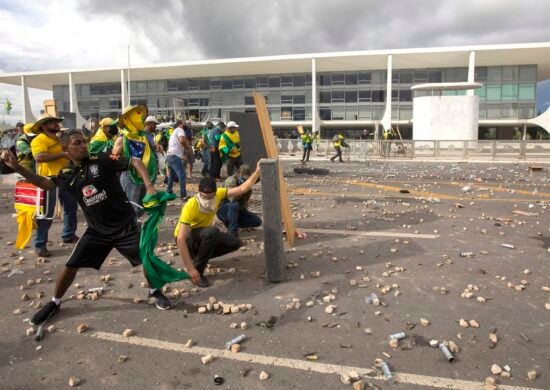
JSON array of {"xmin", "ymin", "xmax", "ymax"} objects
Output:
[
  {"xmin": 5, "ymin": 99, "xmax": 12, "ymax": 115},
  {"xmin": 140, "ymin": 191, "xmax": 189, "ymax": 289}
]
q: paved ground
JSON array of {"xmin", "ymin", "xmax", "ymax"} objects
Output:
[{"xmin": 0, "ymin": 158, "xmax": 549, "ymax": 390}]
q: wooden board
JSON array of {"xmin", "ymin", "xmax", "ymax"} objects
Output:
[
  {"xmin": 253, "ymin": 92, "xmax": 296, "ymax": 246},
  {"xmin": 297, "ymin": 125, "xmax": 304, "ymax": 135}
]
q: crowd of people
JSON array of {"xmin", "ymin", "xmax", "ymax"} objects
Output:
[{"xmin": 2, "ymin": 105, "xmax": 264, "ymax": 326}]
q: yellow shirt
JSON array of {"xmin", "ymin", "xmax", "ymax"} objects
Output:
[
  {"xmin": 174, "ymin": 188, "xmax": 228, "ymax": 236},
  {"xmin": 31, "ymin": 133, "xmax": 69, "ymax": 176}
]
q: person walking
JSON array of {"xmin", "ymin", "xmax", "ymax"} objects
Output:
[
  {"xmin": 166, "ymin": 120, "xmax": 192, "ymax": 199},
  {"xmin": 329, "ymin": 133, "xmax": 349, "ymax": 163},
  {"xmin": 300, "ymin": 131, "xmax": 313, "ymax": 163}
]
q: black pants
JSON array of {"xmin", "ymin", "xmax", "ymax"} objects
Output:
[
  {"xmin": 226, "ymin": 155, "xmax": 242, "ymax": 177},
  {"xmin": 330, "ymin": 147, "xmax": 343, "ymax": 162},
  {"xmin": 302, "ymin": 147, "xmax": 311, "ymax": 162},
  {"xmin": 209, "ymin": 149, "xmax": 222, "ymax": 179},
  {"xmin": 186, "ymin": 226, "xmax": 240, "ymax": 274}
]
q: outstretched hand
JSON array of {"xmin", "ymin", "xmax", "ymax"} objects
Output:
[{"xmin": 1, "ymin": 150, "xmax": 18, "ymax": 170}]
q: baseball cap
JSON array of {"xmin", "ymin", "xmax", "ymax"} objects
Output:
[
  {"xmin": 226, "ymin": 121, "xmax": 239, "ymax": 128},
  {"xmin": 144, "ymin": 116, "xmax": 159, "ymax": 124}
]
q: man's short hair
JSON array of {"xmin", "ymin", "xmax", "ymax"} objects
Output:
[
  {"xmin": 60, "ymin": 129, "xmax": 83, "ymax": 146},
  {"xmin": 175, "ymin": 120, "xmax": 184, "ymax": 127}
]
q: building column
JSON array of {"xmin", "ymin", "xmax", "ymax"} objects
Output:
[
  {"xmin": 467, "ymin": 51, "xmax": 476, "ymax": 96},
  {"xmin": 311, "ymin": 57, "xmax": 318, "ymax": 136},
  {"xmin": 68, "ymin": 73, "xmax": 87, "ymax": 128},
  {"xmin": 380, "ymin": 54, "xmax": 392, "ymax": 131},
  {"xmin": 120, "ymin": 69, "xmax": 128, "ymax": 108},
  {"xmin": 21, "ymin": 76, "xmax": 36, "ymax": 123}
]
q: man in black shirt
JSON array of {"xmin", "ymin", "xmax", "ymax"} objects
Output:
[{"xmin": 3, "ymin": 130, "xmax": 178, "ymax": 326}]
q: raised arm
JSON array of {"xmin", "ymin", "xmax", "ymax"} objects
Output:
[
  {"xmin": 112, "ymin": 136, "xmax": 124, "ymax": 156},
  {"xmin": 227, "ymin": 163, "xmax": 260, "ymax": 199},
  {"xmin": 2, "ymin": 150, "xmax": 56, "ymax": 190}
]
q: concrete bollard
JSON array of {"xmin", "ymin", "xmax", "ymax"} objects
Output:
[{"xmin": 260, "ymin": 159, "xmax": 286, "ymax": 283}]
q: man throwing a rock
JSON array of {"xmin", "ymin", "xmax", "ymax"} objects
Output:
[{"xmin": 3, "ymin": 130, "xmax": 176, "ymax": 326}]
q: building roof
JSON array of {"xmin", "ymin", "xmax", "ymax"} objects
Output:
[{"xmin": 1, "ymin": 42, "xmax": 550, "ymax": 90}]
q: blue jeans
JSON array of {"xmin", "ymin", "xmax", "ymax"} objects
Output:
[
  {"xmin": 35, "ymin": 188, "xmax": 78, "ymax": 248},
  {"xmin": 120, "ymin": 171, "xmax": 146, "ymax": 217},
  {"xmin": 216, "ymin": 201, "xmax": 262, "ymax": 234},
  {"xmin": 166, "ymin": 154, "xmax": 187, "ymax": 198},
  {"xmin": 201, "ymin": 148, "xmax": 210, "ymax": 176}
]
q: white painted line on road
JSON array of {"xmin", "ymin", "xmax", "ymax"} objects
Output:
[
  {"xmin": 84, "ymin": 330, "xmax": 540, "ymax": 390},
  {"xmin": 298, "ymin": 228, "xmax": 439, "ymax": 239}
]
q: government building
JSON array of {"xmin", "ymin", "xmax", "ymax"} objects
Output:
[{"xmin": 1, "ymin": 42, "xmax": 549, "ymax": 140}]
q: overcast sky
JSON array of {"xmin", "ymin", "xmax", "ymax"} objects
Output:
[{"xmin": 1, "ymin": 0, "xmax": 549, "ymax": 124}]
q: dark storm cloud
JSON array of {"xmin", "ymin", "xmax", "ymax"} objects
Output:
[{"xmin": 76, "ymin": 0, "xmax": 550, "ymax": 62}]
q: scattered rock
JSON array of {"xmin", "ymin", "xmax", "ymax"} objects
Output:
[
  {"xmin": 527, "ymin": 370, "xmax": 537, "ymax": 381},
  {"xmin": 201, "ymin": 354, "xmax": 213, "ymax": 365},
  {"xmin": 259, "ymin": 371, "xmax": 269, "ymax": 381},
  {"xmin": 469, "ymin": 320, "xmax": 480, "ymax": 328},
  {"xmin": 68, "ymin": 376, "xmax": 80, "ymax": 387},
  {"xmin": 420, "ymin": 318, "xmax": 430, "ymax": 327},
  {"xmin": 122, "ymin": 328, "xmax": 135, "ymax": 337},
  {"xmin": 491, "ymin": 364, "xmax": 502, "ymax": 375},
  {"xmin": 76, "ymin": 323, "xmax": 88, "ymax": 334},
  {"xmin": 459, "ymin": 319, "xmax": 469, "ymax": 328},
  {"xmin": 118, "ymin": 355, "xmax": 128, "ymax": 364},
  {"xmin": 231, "ymin": 343, "xmax": 241, "ymax": 353}
]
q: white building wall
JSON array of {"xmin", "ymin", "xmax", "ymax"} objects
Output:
[{"xmin": 413, "ymin": 95, "xmax": 479, "ymax": 140}]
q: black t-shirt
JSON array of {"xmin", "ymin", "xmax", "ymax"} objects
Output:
[{"xmin": 53, "ymin": 153, "xmax": 136, "ymax": 234}]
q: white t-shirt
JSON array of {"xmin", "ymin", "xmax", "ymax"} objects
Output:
[{"xmin": 167, "ymin": 127, "xmax": 186, "ymax": 158}]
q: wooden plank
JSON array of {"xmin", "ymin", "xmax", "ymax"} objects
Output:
[
  {"xmin": 253, "ymin": 92, "xmax": 296, "ymax": 246},
  {"xmin": 297, "ymin": 125, "xmax": 304, "ymax": 135}
]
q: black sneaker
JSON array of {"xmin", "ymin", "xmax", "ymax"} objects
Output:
[
  {"xmin": 198, "ymin": 275, "xmax": 210, "ymax": 288},
  {"xmin": 148, "ymin": 290, "xmax": 171, "ymax": 310},
  {"xmin": 30, "ymin": 301, "xmax": 60, "ymax": 326},
  {"xmin": 35, "ymin": 247, "xmax": 51, "ymax": 258},
  {"xmin": 62, "ymin": 235, "xmax": 80, "ymax": 244}
]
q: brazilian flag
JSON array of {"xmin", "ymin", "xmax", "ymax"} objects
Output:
[
  {"xmin": 5, "ymin": 99, "xmax": 12, "ymax": 115},
  {"xmin": 140, "ymin": 191, "xmax": 189, "ymax": 289}
]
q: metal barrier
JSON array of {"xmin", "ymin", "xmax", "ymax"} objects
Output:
[{"xmin": 275, "ymin": 139, "xmax": 550, "ymax": 161}]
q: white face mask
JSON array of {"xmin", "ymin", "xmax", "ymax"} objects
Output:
[{"xmin": 196, "ymin": 193, "xmax": 217, "ymax": 213}]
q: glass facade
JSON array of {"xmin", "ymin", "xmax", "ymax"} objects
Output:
[{"xmin": 52, "ymin": 64, "xmax": 537, "ymax": 123}]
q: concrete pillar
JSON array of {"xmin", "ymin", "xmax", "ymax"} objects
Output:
[
  {"xmin": 467, "ymin": 51, "xmax": 476, "ymax": 96},
  {"xmin": 380, "ymin": 55, "xmax": 392, "ymax": 131},
  {"xmin": 259, "ymin": 159, "xmax": 285, "ymax": 283},
  {"xmin": 120, "ymin": 69, "xmax": 128, "ymax": 108},
  {"xmin": 21, "ymin": 76, "xmax": 36, "ymax": 123},
  {"xmin": 311, "ymin": 57, "xmax": 318, "ymax": 136},
  {"xmin": 69, "ymin": 72, "xmax": 75, "ymax": 112},
  {"xmin": 68, "ymin": 73, "xmax": 87, "ymax": 128}
]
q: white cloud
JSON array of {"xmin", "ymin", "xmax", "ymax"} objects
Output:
[{"xmin": 1, "ymin": 0, "xmax": 550, "ymax": 124}]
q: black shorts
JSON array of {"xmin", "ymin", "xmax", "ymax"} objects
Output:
[{"xmin": 66, "ymin": 224, "xmax": 142, "ymax": 270}]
